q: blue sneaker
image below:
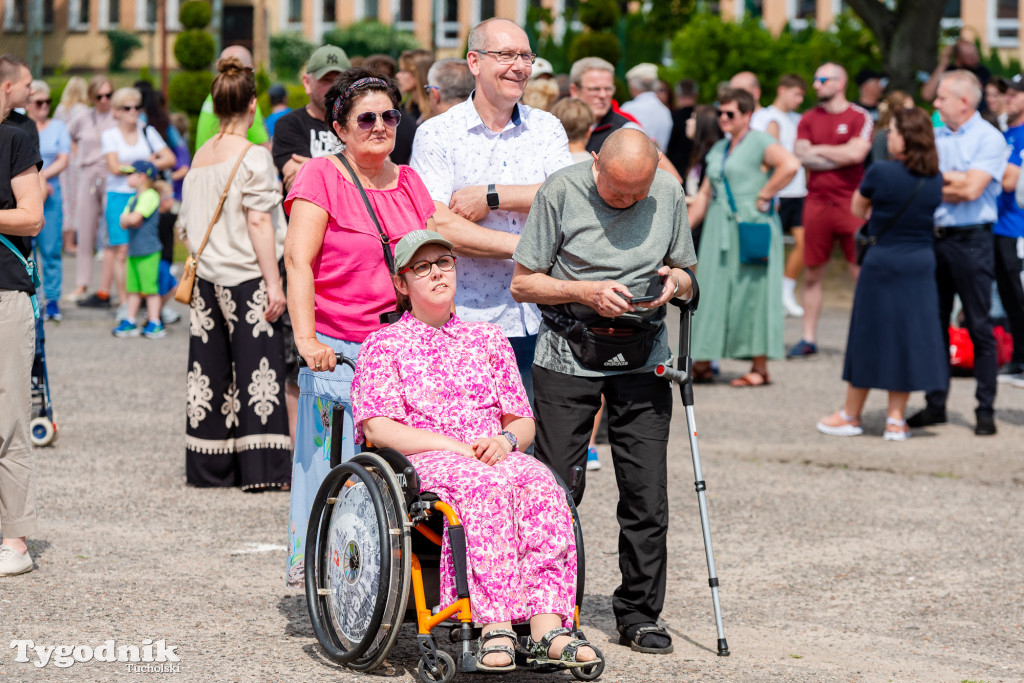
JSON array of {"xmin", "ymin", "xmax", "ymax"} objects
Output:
[
  {"xmin": 112, "ymin": 320, "xmax": 139, "ymax": 337},
  {"xmin": 44, "ymin": 300, "xmax": 62, "ymax": 322},
  {"xmin": 586, "ymin": 446, "xmax": 601, "ymax": 471},
  {"xmin": 787, "ymin": 339, "xmax": 818, "ymax": 359},
  {"xmin": 142, "ymin": 320, "xmax": 166, "ymax": 339}
]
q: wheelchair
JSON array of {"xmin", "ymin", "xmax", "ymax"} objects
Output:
[{"xmin": 303, "ymin": 356, "xmax": 604, "ymax": 683}]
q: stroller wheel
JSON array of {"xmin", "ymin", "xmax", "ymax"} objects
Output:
[{"xmin": 30, "ymin": 417, "xmax": 56, "ymax": 447}]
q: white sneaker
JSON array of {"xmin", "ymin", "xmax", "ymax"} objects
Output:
[
  {"xmin": 997, "ymin": 372, "xmax": 1024, "ymax": 388},
  {"xmin": 782, "ymin": 288, "xmax": 804, "ymax": 317},
  {"xmin": 0, "ymin": 545, "xmax": 33, "ymax": 576},
  {"xmin": 161, "ymin": 305, "xmax": 181, "ymax": 325}
]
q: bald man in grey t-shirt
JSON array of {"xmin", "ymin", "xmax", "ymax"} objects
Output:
[{"xmin": 510, "ymin": 129, "xmax": 695, "ymax": 654}]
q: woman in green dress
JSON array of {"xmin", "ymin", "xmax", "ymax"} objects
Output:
[{"xmin": 688, "ymin": 88, "xmax": 800, "ymax": 386}]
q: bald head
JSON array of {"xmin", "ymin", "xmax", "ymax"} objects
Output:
[
  {"xmin": 594, "ymin": 129, "xmax": 660, "ymax": 209},
  {"xmin": 221, "ymin": 45, "xmax": 254, "ymax": 69},
  {"xmin": 467, "ymin": 17, "xmax": 526, "ymax": 52},
  {"xmin": 729, "ymin": 71, "xmax": 761, "ymax": 100}
]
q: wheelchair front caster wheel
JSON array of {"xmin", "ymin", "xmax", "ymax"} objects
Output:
[
  {"xmin": 417, "ymin": 650, "xmax": 455, "ymax": 683},
  {"xmin": 570, "ymin": 645, "xmax": 605, "ymax": 681},
  {"xmin": 30, "ymin": 417, "xmax": 56, "ymax": 447}
]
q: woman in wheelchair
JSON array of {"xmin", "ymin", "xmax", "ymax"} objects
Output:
[{"xmin": 350, "ymin": 230, "xmax": 601, "ymax": 673}]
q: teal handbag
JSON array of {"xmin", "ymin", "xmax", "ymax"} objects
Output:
[
  {"xmin": 720, "ymin": 141, "xmax": 772, "ymax": 265},
  {"xmin": 0, "ymin": 234, "xmax": 41, "ymax": 318}
]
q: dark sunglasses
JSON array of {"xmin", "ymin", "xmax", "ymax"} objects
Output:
[
  {"xmin": 96, "ymin": 92, "xmax": 112, "ymax": 100},
  {"xmin": 399, "ymin": 254, "xmax": 456, "ymax": 278},
  {"xmin": 716, "ymin": 109, "xmax": 737, "ymax": 120},
  {"xmin": 32, "ymin": 99, "xmax": 51, "ymax": 106},
  {"xmin": 354, "ymin": 109, "xmax": 401, "ymax": 130},
  {"xmin": 121, "ymin": 105, "xmax": 141, "ymax": 112}
]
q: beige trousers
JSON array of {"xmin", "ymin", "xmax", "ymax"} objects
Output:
[{"xmin": 0, "ymin": 289, "xmax": 37, "ymax": 539}]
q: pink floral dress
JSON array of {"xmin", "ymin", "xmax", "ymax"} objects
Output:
[{"xmin": 351, "ymin": 312, "xmax": 577, "ymax": 627}]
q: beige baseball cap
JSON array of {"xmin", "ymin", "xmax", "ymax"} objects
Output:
[{"xmin": 392, "ymin": 230, "xmax": 454, "ymax": 273}]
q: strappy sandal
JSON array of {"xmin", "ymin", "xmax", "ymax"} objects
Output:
[
  {"xmin": 730, "ymin": 369, "xmax": 770, "ymax": 387},
  {"xmin": 618, "ymin": 622, "xmax": 674, "ymax": 654},
  {"xmin": 691, "ymin": 363, "xmax": 715, "ymax": 384},
  {"xmin": 525, "ymin": 627, "xmax": 602, "ymax": 669},
  {"xmin": 475, "ymin": 628, "xmax": 517, "ymax": 673}
]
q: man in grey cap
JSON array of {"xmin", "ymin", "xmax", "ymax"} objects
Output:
[{"xmin": 272, "ymin": 44, "xmax": 350, "ymax": 192}]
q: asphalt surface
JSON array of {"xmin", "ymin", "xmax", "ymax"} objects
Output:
[{"xmin": 2, "ymin": 271, "xmax": 1023, "ymax": 682}]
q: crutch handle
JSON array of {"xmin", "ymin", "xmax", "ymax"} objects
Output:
[{"xmin": 654, "ymin": 363, "xmax": 688, "ymax": 385}]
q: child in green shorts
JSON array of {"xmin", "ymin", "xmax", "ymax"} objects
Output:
[{"xmin": 112, "ymin": 160, "xmax": 166, "ymax": 339}]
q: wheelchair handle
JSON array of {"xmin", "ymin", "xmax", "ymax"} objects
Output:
[{"xmin": 298, "ymin": 353, "xmax": 357, "ymax": 372}]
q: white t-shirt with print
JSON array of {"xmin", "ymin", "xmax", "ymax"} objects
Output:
[{"xmin": 101, "ymin": 125, "xmax": 168, "ymax": 194}]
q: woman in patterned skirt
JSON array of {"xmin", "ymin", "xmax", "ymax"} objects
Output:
[
  {"xmin": 178, "ymin": 57, "xmax": 290, "ymax": 490},
  {"xmin": 349, "ymin": 230, "xmax": 601, "ymax": 673}
]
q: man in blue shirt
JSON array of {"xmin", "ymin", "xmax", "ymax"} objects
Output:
[
  {"xmin": 993, "ymin": 75, "xmax": 1024, "ymax": 383},
  {"xmin": 909, "ymin": 70, "xmax": 1009, "ymax": 435}
]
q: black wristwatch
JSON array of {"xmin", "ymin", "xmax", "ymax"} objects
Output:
[
  {"xmin": 499, "ymin": 429, "xmax": 518, "ymax": 452},
  {"xmin": 486, "ymin": 183, "xmax": 500, "ymax": 209}
]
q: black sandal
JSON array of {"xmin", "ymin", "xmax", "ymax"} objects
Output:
[
  {"xmin": 525, "ymin": 627, "xmax": 602, "ymax": 669},
  {"xmin": 618, "ymin": 622, "xmax": 674, "ymax": 654},
  {"xmin": 475, "ymin": 628, "xmax": 517, "ymax": 673}
]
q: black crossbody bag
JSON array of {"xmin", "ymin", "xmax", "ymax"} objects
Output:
[
  {"xmin": 854, "ymin": 176, "xmax": 924, "ymax": 265},
  {"xmin": 334, "ymin": 153, "xmax": 403, "ymax": 325},
  {"xmin": 541, "ymin": 304, "xmax": 664, "ymax": 371}
]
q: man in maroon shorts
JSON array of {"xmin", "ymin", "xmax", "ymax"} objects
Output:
[{"xmin": 790, "ymin": 62, "xmax": 873, "ymax": 357}]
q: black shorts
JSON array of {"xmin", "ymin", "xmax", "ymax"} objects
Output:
[{"xmin": 778, "ymin": 197, "xmax": 805, "ymax": 233}]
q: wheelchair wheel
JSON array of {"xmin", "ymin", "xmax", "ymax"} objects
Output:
[
  {"xmin": 305, "ymin": 461, "xmax": 393, "ymax": 666},
  {"xmin": 346, "ymin": 452, "xmax": 411, "ymax": 671},
  {"xmin": 417, "ymin": 649, "xmax": 455, "ymax": 683},
  {"xmin": 29, "ymin": 417, "xmax": 55, "ymax": 447}
]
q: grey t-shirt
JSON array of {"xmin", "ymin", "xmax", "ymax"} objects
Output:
[{"xmin": 514, "ymin": 160, "xmax": 697, "ymax": 377}]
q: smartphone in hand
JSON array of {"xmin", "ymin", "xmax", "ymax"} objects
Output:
[{"xmin": 629, "ymin": 274, "xmax": 666, "ymax": 303}]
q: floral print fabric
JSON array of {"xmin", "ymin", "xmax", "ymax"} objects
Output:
[{"xmin": 351, "ymin": 312, "xmax": 577, "ymax": 626}]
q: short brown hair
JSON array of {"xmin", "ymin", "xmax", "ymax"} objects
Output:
[
  {"xmin": 550, "ymin": 97, "xmax": 594, "ymax": 144},
  {"xmin": 778, "ymin": 73, "xmax": 806, "ymax": 91},
  {"xmin": 893, "ymin": 107, "xmax": 939, "ymax": 177},
  {"xmin": 718, "ymin": 87, "xmax": 755, "ymax": 114},
  {"xmin": 211, "ymin": 56, "xmax": 256, "ymax": 119}
]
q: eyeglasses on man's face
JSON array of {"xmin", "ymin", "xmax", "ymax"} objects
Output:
[
  {"xmin": 473, "ymin": 50, "xmax": 538, "ymax": 66},
  {"xmin": 400, "ymin": 254, "xmax": 457, "ymax": 278},
  {"xmin": 354, "ymin": 109, "xmax": 402, "ymax": 130}
]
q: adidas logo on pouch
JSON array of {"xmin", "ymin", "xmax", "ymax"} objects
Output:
[{"xmin": 604, "ymin": 353, "xmax": 629, "ymax": 367}]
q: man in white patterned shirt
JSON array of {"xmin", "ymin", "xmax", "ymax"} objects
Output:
[{"xmin": 410, "ymin": 18, "xmax": 573, "ymax": 400}]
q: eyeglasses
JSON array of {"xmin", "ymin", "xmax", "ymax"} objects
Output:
[
  {"xmin": 473, "ymin": 50, "xmax": 538, "ymax": 65},
  {"xmin": 423, "ymin": 84, "xmax": 439, "ymax": 92},
  {"xmin": 399, "ymin": 254, "xmax": 457, "ymax": 278},
  {"xmin": 716, "ymin": 109, "xmax": 737, "ymax": 120},
  {"xmin": 32, "ymin": 99, "xmax": 51, "ymax": 106},
  {"xmin": 96, "ymin": 92, "xmax": 112, "ymax": 100},
  {"xmin": 121, "ymin": 105, "xmax": 141, "ymax": 112},
  {"xmin": 354, "ymin": 109, "xmax": 401, "ymax": 130},
  {"xmin": 581, "ymin": 86, "xmax": 615, "ymax": 95},
  {"xmin": 814, "ymin": 77, "xmax": 833, "ymax": 84}
]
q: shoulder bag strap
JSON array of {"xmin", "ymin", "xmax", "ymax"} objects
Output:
[
  {"xmin": 719, "ymin": 137, "xmax": 773, "ymax": 221},
  {"xmin": 333, "ymin": 152, "xmax": 395, "ymax": 273},
  {"xmin": 0, "ymin": 234, "xmax": 41, "ymax": 318},
  {"xmin": 868, "ymin": 176, "xmax": 926, "ymax": 245},
  {"xmin": 191, "ymin": 142, "xmax": 255, "ymax": 262}
]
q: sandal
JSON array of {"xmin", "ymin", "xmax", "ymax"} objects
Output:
[
  {"xmin": 691, "ymin": 363, "xmax": 715, "ymax": 384},
  {"xmin": 525, "ymin": 627, "xmax": 601, "ymax": 669},
  {"xmin": 476, "ymin": 628, "xmax": 517, "ymax": 672},
  {"xmin": 618, "ymin": 622, "xmax": 674, "ymax": 654},
  {"xmin": 730, "ymin": 369, "xmax": 770, "ymax": 387}
]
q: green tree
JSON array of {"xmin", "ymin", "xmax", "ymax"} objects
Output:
[{"xmin": 321, "ymin": 20, "xmax": 420, "ymax": 58}]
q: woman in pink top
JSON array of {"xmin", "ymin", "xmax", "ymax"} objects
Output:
[
  {"xmin": 351, "ymin": 231, "xmax": 601, "ymax": 673},
  {"xmin": 283, "ymin": 69, "xmax": 436, "ymax": 588}
]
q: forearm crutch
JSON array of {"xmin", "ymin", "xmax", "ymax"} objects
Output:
[{"xmin": 653, "ymin": 270, "xmax": 730, "ymax": 657}]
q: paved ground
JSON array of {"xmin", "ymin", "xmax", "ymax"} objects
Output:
[{"xmin": 3, "ymin": 275, "xmax": 1024, "ymax": 682}]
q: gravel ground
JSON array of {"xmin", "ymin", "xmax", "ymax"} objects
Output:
[{"xmin": 3, "ymin": 276, "xmax": 1023, "ymax": 682}]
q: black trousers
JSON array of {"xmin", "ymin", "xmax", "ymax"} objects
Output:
[
  {"xmin": 926, "ymin": 227, "xmax": 997, "ymax": 414},
  {"xmin": 532, "ymin": 364, "xmax": 672, "ymax": 628},
  {"xmin": 994, "ymin": 234, "xmax": 1024, "ymax": 365}
]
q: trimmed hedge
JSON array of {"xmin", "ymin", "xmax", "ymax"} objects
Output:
[
  {"xmin": 174, "ymin": 30, "xmax": 216, "ymax": 71},
  {"xmin": 179, "ymin": 0, "xmax": 212, "ymax": 30}
]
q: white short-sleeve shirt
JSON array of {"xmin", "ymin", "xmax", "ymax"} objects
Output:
[
  {"xmin": 410, "ymin": 94, "xmax": 573, "ymax": 337},
  {"xmin": 101, "ymin": 125, "xmax": 168, "ymax": 194}
]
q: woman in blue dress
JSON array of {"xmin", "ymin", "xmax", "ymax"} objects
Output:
[{"xmin": 817, "ymin": 107, "xmax": 947, "ymax": 441}]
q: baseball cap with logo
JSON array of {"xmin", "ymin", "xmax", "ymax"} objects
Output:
[
  {"xmin": 1008, "ymin": 74, "xmax": 1024, "ymax": 92},
  {"xmin": 392, "ymin": 230, "xmax": 454, "ymax": 274},
  {"xmin": 306, "ymin": 45, "xmax": 351, "ymax": 80},
  {"xmin": 131, "ymin": 160, "xmax": 158, "ymax": 180}
]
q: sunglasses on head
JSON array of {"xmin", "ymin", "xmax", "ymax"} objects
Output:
[
  {"xmin": 121, "ymin": 105, "xmax": 141, "ymax": 112},
  {"xmin": 96, "ymin": 92, "xmax": 112, "ymax": 100},
  {"xmin": 32, "ymin": 99, "xmax": 51, "ymax": 106},
  {"xmin": 354, "ymin": 109, "xmax": 401, "ymax": 130},
  {"xmin": 716, "ymin": 109, "xmax": 737, "ymax": 120}
]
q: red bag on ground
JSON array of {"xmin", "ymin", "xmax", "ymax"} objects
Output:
[{"xmin": 948, "ymin": 325, "xmax": 1013, "ymax": 370}]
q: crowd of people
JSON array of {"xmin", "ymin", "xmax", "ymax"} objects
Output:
[{"xmin": 3, "ymin": 23, "xmax": 1024, "ymax": 671}]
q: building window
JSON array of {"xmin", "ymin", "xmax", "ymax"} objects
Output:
[
  {"xmin": 436, "ymin": 0, "xmax": 459, "ymax": 47},
  {"xmin": 480, "ymin": 0, "xmax": 494, "ymax": 20},
  {"xmin": 4, "ymin": 0, "xmax": 26, "ymax": 30},
  {"xmin": 68, "ymin": 0, "xmax": 90, "ymax": 30},
  {"xmin": 395, "ymin": 0, "xmax": 413, "ymax": 31},
  {"xmin": 99, "ymin": 0, "xmax": 120, "ymax": 28},
  {"xmin": 990, "ymin": 0, "xmax": 1018, "ymax": 47},
  {"xmin": 323, "ymin": 0, "xmax": 335, "ymax": 24},
  {"xmin": 287, "ymin": 0, "xmax": 302, "ymax": 24}
]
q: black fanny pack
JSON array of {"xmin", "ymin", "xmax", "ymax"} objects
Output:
[{"xmin": 541, "ymin": 305, "xmax": 662, "ymax": 371}]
